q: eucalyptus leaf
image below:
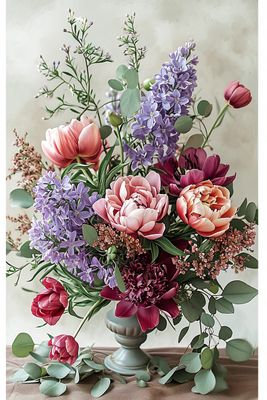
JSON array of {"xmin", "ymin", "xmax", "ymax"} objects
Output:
[
  {"xmin": 178, "ymin": 326, "xmax": 189, "ymax": 343},
  {"xmin": 39, "ymin": 379, "xmax": 66, "ymax": 396},
  {"xmin": 18, "ymin": 241, "xmax": 38, "ymax": 258},
  {"xmin": 12, "ymin": 332, "xmax": 34, "ymax": 357},
  {"xmin": 239, "ymin": 253, "xmax": 258, "ymax": 269},
  {"xmin": 237, "ymin": 198, "xmax": 248, "ymax": 216},
  {"xmin": 114, "ymin": 265, "xmax": 126, "ymax": 292},
  {"xmin": 100, "ymin": 125, "xmax": 112, "ymax": 140},
  {"xmin": 120, "ymin": 88, "xmax": 140, "ymax": 117},
  {"xmin": 135, "ymin": 370, "xmax": 151, "ymax": 382},
  {"xmin": 91, "ymin": 377, "xmax": 111, "ymax": 398},
  {"xmin": 215, "ymin": 298, "xmax": 234, "ymax": 314},
  {"xmin": 24, "ymin": 363, "xmax": 42, "ymax": 380},
  {"xmin": 29, "ymin": 352, "xmax": 46, "ymax": 364},
  {"xmin": 184, "ymin": 134, "xmax": 203, "ymax": 149},
  {"xmin": 83, "ymin": 359, "xmax": 105, "ymax": 370},
  {"xmin": 219, "ymin": 326, "xmax": 233, "ymax": 341},
  {"xmin": 47, "ymin": 363, "xmax": 72, "ymax": 379},
  {"xmin": 82, "ymin": 224, "xmax": 98, "ymax": 245},
  {"xmin": 208, "ymin": 297, "xmax": 216, "ymax": 314},
  {"xmin": 226, "ymin": 339, "xmax": 253, "ymax": 362},
  {"xmin": 150, "ymin": 355, "xmax": 170, "ymax": 374},
  {"xmin": 11, "ymin": 368, "xmax": 29, "ymax": 382},
  {"xmin": 116, "ymin": 64, "xmax": 128, "ymax": 80},
  {"xmin": 201, "ymin": 313, "xmax": 215, "ymax": 328},
  {"xmin": 191, "ymin": 333, "xmax": 208, "ymax": 349},
  {"xmin": 108, "ymin": 79, "xmax": 124, "ymax": 91},
  {"xmin": 222, "ymin": 281, "xmax": 258, "ymax": 304},
  {"xmin": 159, "ymin": 365, "xmax": 184, "ymax": 384},
  {"xmin": 124, "ymin": 68, "xmax": 139, "ymax": 88},
  {"xmin": 197, "ymin": 100, "xmax": 213, "ymax": 117},
  {"xmin": 10, "ymin": 188, "xmax": 34, "ymax": 209},
  {"xmin": 245, "ymin": 202, "xmax": 257, "ymax": 222},
  {"xmin": 180, "ymin": 352, "xmax": 202, "ymax": 373},
  {"xmin": 201, "ymin": 348, "xmax": 214, "ymax": 370},
  {"xmin": 157, "ymin": 315, "xmax": 167, "ymax": 331},
  {"xmin": 213, "ymin": 375, "xmax": 229, "ymax": 392},
  {"xmin": 174, "ymin": 115, "xmax": 193, "ymax": 133},
  {"xmin": 181, "ymin": 291, "xmax": 205, "ymax": 323},
  {"xmin": 193, "ymin": 369, "xmax": 216, "ymax": 394}
]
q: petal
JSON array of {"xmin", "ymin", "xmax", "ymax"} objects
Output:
[
  {"xmin": 138, "ymin": 222, "xmax": 165, "ymax": 240},
  {"xmin": 180, "ymin": 170, "xmax": 205, "ymax": 187},
  {"xmin": 157, "ymin": 299, "xmax": 180, "ymax": 318},
  {"xmin": 176, "ymin": 197, "xmax": 188, "ymax": 224},
  {"xmin": 100, "ymin": 286, "xmax": 122, "ymax": 300},
  {"xmin": 92, "ymin": 199, "xmax": 109, "ymax": 223},
  {"xmin": 136, "ymin": 305, "xmax": 160, "ymax": 332},
  {"xmin": 126, "ymin": 209, "xmax": 145, "ymax": 231},
  {"xmin": 115, "ymin": 300, "xmax": 138, "ymax": 318},
  {"xmin": 78, "ymin": 123, "xmax": 102, "ymax": 157},
  {"xmin": 41, "ymin": 141, "xmax": 71, "ymax": 167},
  {"xmin": 146, "ymin": 171, "xmax": 161, "ymax": 193},
  {"xmin": 203, "ymin": 155, "xmax": 220, "ymax": 179}
]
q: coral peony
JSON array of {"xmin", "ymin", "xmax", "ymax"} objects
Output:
[
  {"xmin": 41, "ymin": 116, "xmax": 103, "ymax": 169},
  {"xmin": 176, "ymin": 180, "xmax": 236, "ymax": 238},
  {"xmin": 156, "ymin": 147, "xmax": 236, "ymax": 196},
  {"xmin": 224, "ymin": 81, "xmax": 252, "ymax": 109},
  {"xmin": 93, "ymin": 171, "xmax": 168, "ymax": 240},
  {"xmin": 100, "ymin": 255, "xmax": 180, "ymax": 332},
  {"xmin": 48, "ymin": 334, "xmax": 79, "ymax": 365},
  {"xmin": 31, "ymin": 277, "xmax": 68, "ymax": 325}
]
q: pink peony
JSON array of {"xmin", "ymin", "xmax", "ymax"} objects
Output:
[
  {"xmin": 31, "ymin": 277, "xmax": 68, "ymax": 325},
  {"xmin": 48, "ymin": 334, "xmax": 79, "ymax": 365},
  {"xmin": 100, "ymin": 255, "xmax": 180, "ymax": 332},
  {"xmin": 224, "ymin": 81, "xmax": 252, "ymax": 109},
  {"xmin": 41, "ymin": 116, "xmax": 103, "ymax": 169},
  {"xmin": 93, "ymin": 171, "xmax": 169, "ymax": 240},
  {"xmin": 176, "ymin": 180, "xmax": 236, "ymax": 238}
]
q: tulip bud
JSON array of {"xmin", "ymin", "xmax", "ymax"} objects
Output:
[
  {"xmin": 143, "ymin": 78, "xmax": 155, "ymax": 91},
  {"xmin": 109, "ymin": 112, "xmax": 123, "ymax": 127},
  {"xmin": 107, "ymin": 245, "xmax": 117, "ymax": 262},
  {"xmin": 224, "ymin": 81, "xmax": 252, "ymax": 109}
]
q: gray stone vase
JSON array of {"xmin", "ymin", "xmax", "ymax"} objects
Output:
[{"xmin": 104, "ymin": 308, "xmax": 150, "ymax": 375}]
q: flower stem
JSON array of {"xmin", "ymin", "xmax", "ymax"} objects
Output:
[
  {"xmin": 115, "ymin": 127, "xmax": 125, "ymax": 176},
  {"xmin": 202, "ymin": 103, "xmax": 229, "ymax": 147},
  {"xmin": 73, "ymin": 300, "xmax": 102, "ymax": 339}
]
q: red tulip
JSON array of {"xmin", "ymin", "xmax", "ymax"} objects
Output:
[
  {"xmin": 31, "ymin": 277, "xmax": 68, "ymax": 325},
  {"xmin": 48, "ymin": 334, "xmax": 79, "ymax": 365},
  {"xmin": 224, "ymin": 81, "xmax": 252, "ymax": 108}
]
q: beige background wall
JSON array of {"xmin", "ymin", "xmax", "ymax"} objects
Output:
[{"xmin": 6, "ymin": 0, "xmax": 258, "ymax": 348}]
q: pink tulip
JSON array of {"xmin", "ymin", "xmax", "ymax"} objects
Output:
[
  {"xmin": 41, "ymin": 116, "xmax": 103, "ymax": 169},
  {"xmin": 31, "ymin": 277, "xmax": 68, "ymax": 325},
  {"xmin": 48, "ymin": 334, "xmax": 79, "ymax": 365},
  {"xmin": 176, "ymin": 180, "xmax": 236, "ymax": 238},
  {"xmin": 93, "ymin": 171, "xmax": 169, "ymax": 240},
  {"xmin": 224, "ymin": 81, "xmax": 252, "ymax": 108}
]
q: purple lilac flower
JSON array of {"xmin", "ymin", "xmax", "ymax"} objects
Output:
[
  {"xmin": 126, "ymin": 41, "xmax": 198, "ymax": 169},
  {"xmin": 28, "ymin": 171, "xmax": 116, "ymax": 288}
]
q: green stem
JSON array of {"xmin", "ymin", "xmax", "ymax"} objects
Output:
[
  {"xmin": 202, "ymin": 103, "xmax": 229, "ymax": 147},
  {"xmin": 115, "ymin": 127, "xmax": 124, "ymax": 176},
  {"xmin": 76, "ymin": 157, "xmax": 95, "ymax": 185},
  {"xmin": 73, "ymin": 300, "xmax": 102, "ymax": 339}
]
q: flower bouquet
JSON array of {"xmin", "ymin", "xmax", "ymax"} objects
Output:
[{"xmin": 7, "ymin": 11, "xmax": 258, "ymax": 397}]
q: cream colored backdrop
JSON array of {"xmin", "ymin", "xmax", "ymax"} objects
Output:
[{"xmin": 6, "ymin": 0, "xmax": 258, "ymax": 348}]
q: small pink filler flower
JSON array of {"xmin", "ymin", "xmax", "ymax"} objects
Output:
[
  {"xmin": 93, "ymin": 171, "xmax": 169, "ymax": 240},
  {"xmin": 176, "ymin": 180, "xmax": 236, "ymax": 238},
  {"xmin": 48, "ymin": 334, "xmax": 79, "ymax": 365}
]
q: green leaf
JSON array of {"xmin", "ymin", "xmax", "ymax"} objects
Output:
[
  {"xmin": 226, "ymin": 339, "xmax": 253, "ymax": 362},
  {"xmin": 39, "ymin": 379, "xmax": 66, "ymax": 396},
  {"xmin": 245, "ymin": 202, "xmax": 257, "ymax": 222},
  {"xmin": 184, "ymin": 134, "xmax": 203, "ymax": 149},
  {"xmin": 35, "ymin": 341, "xmax": 51, "ymax": 358},
  {"xmin": 191, "ymin": 278, "xmax": 210, "ymax": 290},
  {"xmin": 172, "ymin": 369, "xmax": 194, "ymax": 383},
  {"xmin": 29, "ymin": 352, "xmax": 46, "ymax": 364},
  {"xmin": 180, "ymin": 352, "xmax": 202, "ymax": 373},
  {"xmin": 82, "ymin": 224, "xmax": 98, "ymax": 245},
  {"xmin": 207, "ymin": 281, "xmax": 219, "ymax": 294},
  {"xmin": 11, "ymin": 368, "xmax": 29, "ymax": 382},
  {"xmin": 239, "ymin": 253, "xmax": 258, "ymax": 269},
  {"xmin": 10, "ymin": 188, "xmax": 34, "ymax": 209},
  {"xmin": 120, "ymin": 88, "xmax": 140, "ymax": 117},
  {"xmin": 18, "ymin": 241, "xmax": 37, "ymax": 258},
  {"xmin": 155, "ymin": 237, "xmax": 185, "ymax": 256},
  {"xmin": 24, "ymin": 363, "xmax": 42, "ymax": 380},
  {"xmin": 159, "ymin": 366, "xmax": 184, "ymax": 384},
  {"xmin": 114, "ymin": 265, "xmax": 126, "ymax": 292},
  {"xmin": 208, "ymin": 297, "xmax": 216, "ymax": 314},
  {"xmin": 135, "ymin": 370, "xmax": 151, "ymax": 382},
  {"xmin": 150, "ymin": 241, "xmax": 159, "ymax": 262},
  {"xmin": 219, "ymin": 326, "xmax": 233, "ymax": 341},
  {"xmin": 83, "ymin": 359, "xmax": 105, "ymax": 370},
  {"xmin": 191, "ymin": 333, "xmax": 208, "ymax": 349},
  {"xmin": 91, "ymin": 377, "xmax": 111, "ymax": 398},
  {"xmin": 12, "ymin": 332, "xmax": 34, "ymax": 357},
  {"xmin": 124, "ymin": 68, "xmax": 139, "ymax": 89},
  {"xmin": 237, "ymin": 198, "xmax": 248, "ymax": 216},
  {"xmin": 193, "ymin": 369, "xmax": 216, "ymax": 394},
  {"xmin": 47, "ymin": 363, "xmax": 72, "ymax": 379},
  {"xmin": 98, "ymin": 146, "xmax": 115, "ymax": 194},
  {"xmin": 227, "ymin": 182, "xmax": 234, "ymax": 197},
  {"xmin": 201, "ymin": 348, "xmax": 214, "ymax": 370},
  {"xmin": 150, "ymin": 355, "xmax": 170, "ymax": 374},
  {"xmin": 231, "ymin": 218, "xmax": 247, "ymax": 231},
  {"xmin": 157, "ymin": 315, "xmax": 167, "ymax": 331},
  {"xmin": 181, "ymin": 291, "xmax": 205, "ymax": 322},
  {"xmin": 178, "ymin": 326, "xmax": 189, "ymax": 343},
  {"xmin": 197, "ymin": 100, "xmax": 213, "ymax": 117},
  {"xmin": 116, "ymin": 64, "xmax": 128, "ymax": 80},
  {"xmin": 174, "ymin": 115, "xmax": 193, "ymax": 133},
  {"xmin": 215, "ymin": 298, "xmax": 234, "ymax": 314},
  {"xmin": 100, "ymin": 125, "xmax": 112, "ymax": 140},
  {"xmin": 213, "ymin": 375, "xmax": 229, "ymax": 392},
  {"xmin": 201, "ymin": 313, "xmax": 215, "ymax": 328},
  {"xmin": 108, "ymin": 79, "xmax": 124, "ymax": 91},
  {"xmin": 222, "ymin": 280, "xmax": 258, "ymax": 304},
  {"xmin": 6, "ymin": 241, "xmax": 13, "ymax": 254}
]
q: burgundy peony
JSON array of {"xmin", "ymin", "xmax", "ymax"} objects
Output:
[
  {"xmin": 156, "ymin": 147, "xmax": 236, "ymax": 196},
  {"xmin": 224, "ymin": 81, "xmax": 252, "ymax": 109},
  {"xmin": 31, "ymin": 277, "xmax": 68, "ymax": 325},
  {"xmin": 100, "ymin": 255, "xmax": 180, "ymax": 332},
  {"xmin": 48, "ymin": 334, "xmax": 79, "ymax": 365}
]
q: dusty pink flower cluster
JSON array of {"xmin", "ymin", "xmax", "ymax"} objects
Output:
[
  {"xmin": 7, "ymin": 214, "xmax": 32, "ymax": 236},
  {"xmin": 7, "ymin": 130, "xmax": 45, "ymax": 192},
  {"xmin": 93, "ymin": 224, "xmax": 146, "ymax": 259},
  {"xmin": 173, "ymin": 225, "xmax": 256, "ymax": 279}
]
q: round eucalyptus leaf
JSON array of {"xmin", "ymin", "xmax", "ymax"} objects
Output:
[
  {"xmin": 100, "ymin": 125, "xmax": 112, "ymax": 140},
  {"xmin": 200, "ymin": 348, "xmax": 213, "ymax": 370},
  {"xmin": 10, "ymin": 188, "xmax": 34, "ymax": 209},
  {"xmin": 214, "ymin": 375, "xmax": 229, "ymax": 392},
  {"xmin": 83, "ymin": 359, "xmax": 105, "ymax": 370},
  {"xmin": 245, "ymin": 202, "xmax": 257, "ymax": 222},
  {"xmin": 11, "ymin": 368, "xmax": 29, "ymax": 382},
  {"xmin": 201, "ymin": 313, "xmax": 215, "ymax": 328},
  {"xmin": 159, "ymin": 366, "xmax": 183, "ymax": 384},
  {"xmin": 180, "ymin": 352, "xmax": 202, "ymax": 373},
  {"xmin": 208, "ymin": 297, "xmax": 216, "ymax": 314},
  {"xmin": 184, "ymin": 134, "xmax": 203, "ymax": 149},
  {"xmin": 219, "ymin": 326, "xmax": 233, "ymax": 341},
  {"xmin": 120, "ymin": 88, "xmax": 140, "ymax": 117},
  {"xmin": 124, "ymin": 68, "xmax": 139, "ymax": 88},
  {"xmin": 39, "ymin": 379, "xmax": 66, "ymax": 396},
  {"xmin": 47, "ymin": 363, "xmax": 72, "ymax": 379},
  {"xmin": 91, "ymin": 377, "xmax": 111, "ymax": 398},
  {"xmin": 222, "ymin": 280, "xmax": 258, "ymax": 304},
  {"xmin": 197, "ymin": 100, "xmax": 213, "ymax": 117},
  {"xmin": 116, "ymin": 64, "xmax": 128, "ymax": 80},
  {"xmin": 226, "ymin": 339, "xmax": 253, "ymax": 362},
  {"xmin": 237, "ymin": 198, "xmax": 247, "ymax": 216},
  {"xmin": 194, "ymin": 369, "xmax": 216, "ymax": 394},
  {"xmin": 82, "ymin": 224, "xmax": 98, "ymax": 245},
  {"xmin": 12, "ymin": 332, "xmax": 34, "ymax": 357},
  {"xmin": 24, "ymin": 363, "xmax": 42, "ymax": 380},
  {"xmin": 240, "ymin": 253, "xmax": 258, "ymax": 269},
  {"xmin": 108, "ymin": 79, "xmax": 124, "ymax": 91},
  {"xmin": 18, "ymin": 241, "xmax": 37, "ymax": 258},
  {"xmin": 174, "ymin": 115, "xmax": 193, "ymax": 133},
  {"xmin": 178, "ymin": 326, "xmax": 189, "ymax": 343},
  {"xmin": 215, "ymin": 298, "xmax": 234, "ymax": 314},
  {"xmin": 191, "ymin": 332, "xmax": 208, "ymax": 349},
  {"xmin": 157, "ymin": 315, "xmax": 167, "ymax": 331}
]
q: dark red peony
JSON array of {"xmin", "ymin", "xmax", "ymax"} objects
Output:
[
  {"xmin": 48, "ymin": 334, "xmax": 79, "ymax": 365},
  {"xmin": 156, "ymin": 147, "xmax": 236, "ymax": 196},
  {"xmin": 100, "ymin": 255, "xmax": 180, "ymax": 332},
  {"xmin": 31, "ymin": 277, "xmax": 68, "ymax": 325}
]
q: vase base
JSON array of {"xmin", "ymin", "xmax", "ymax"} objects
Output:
[{"xmin": 104, "ymin": 348, "xmax": 150, "ymax": 376}]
